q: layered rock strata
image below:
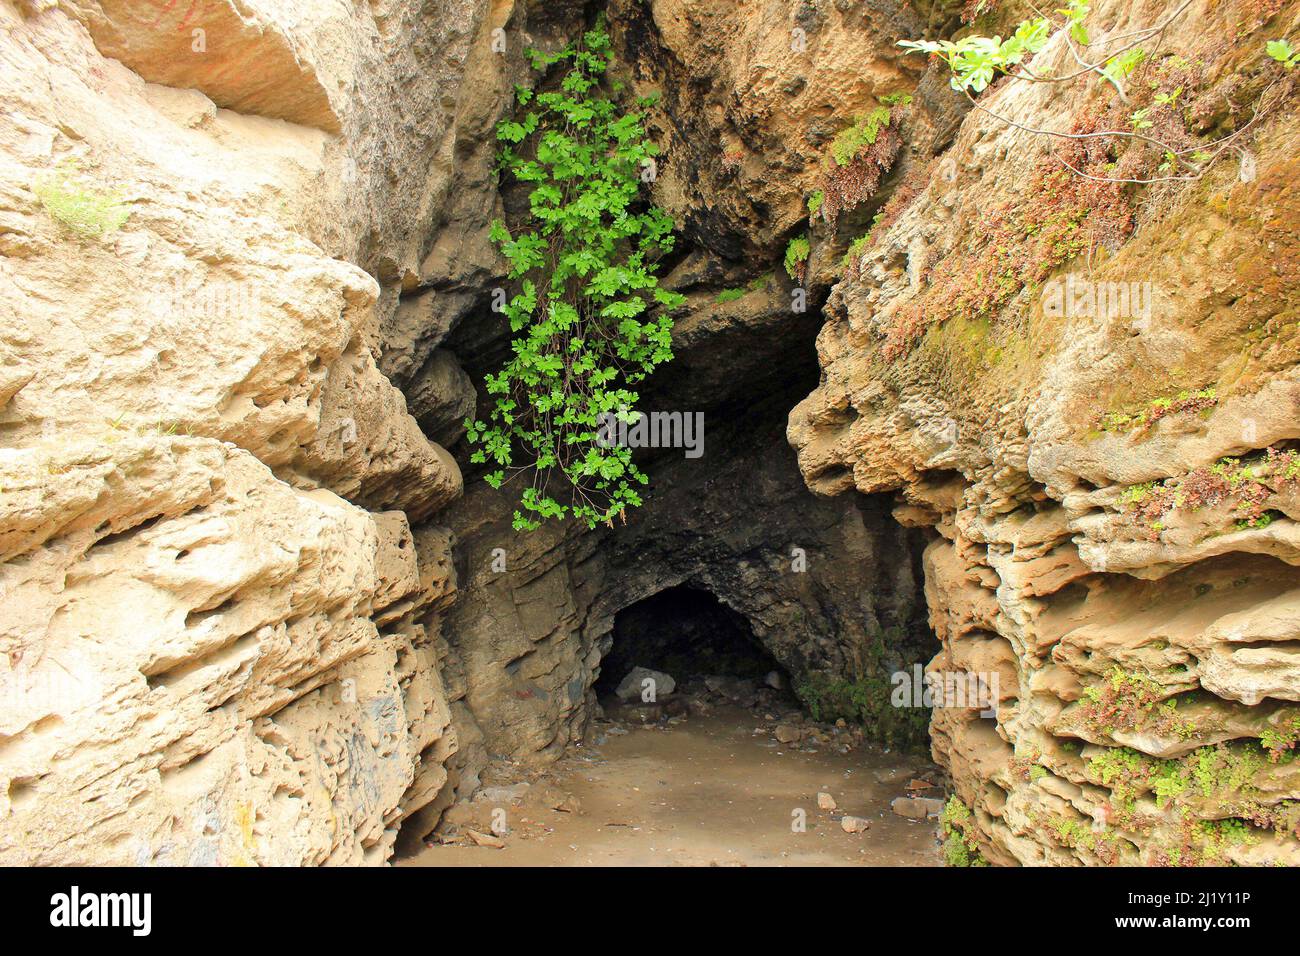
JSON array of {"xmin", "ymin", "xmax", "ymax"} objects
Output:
[
  {"xmin": 0, "ymin": 0, "xmax": 530, "ymax": 865},
  {"xmin": 790, "ymin": 0, "xmax": 1300, "ymax": 865}
]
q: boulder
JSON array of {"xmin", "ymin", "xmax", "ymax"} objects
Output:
[
  {"xmin": 891, "ymin": 797, "xmax": 946, "ymax": 820},
  {"xmin": 615, "ymin": 667, "xmax": 676, "ymax": 702}
]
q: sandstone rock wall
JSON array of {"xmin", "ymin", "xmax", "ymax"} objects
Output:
[
  {"xmin": 0, "ymin": 0, "xmax": 501, "ymax": 865},
  {"xmin": 5, "ymin": 0, "xmax": 1297, "ymax": 869},
  {"xmin": 606, "ymin": 0, "xmax": 944, "ymax": 257},
  {"xmin": 790, "ymin": 0, "xmax": 1300, "ymax": 865},
  {"xmin": 442, "ymin": 411, "xmax": 932, "ymax": 765}
]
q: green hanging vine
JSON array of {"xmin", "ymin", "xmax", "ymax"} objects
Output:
[{"xmin": 465, "ymin": 22, "xmax": 685, "ymax": 532}]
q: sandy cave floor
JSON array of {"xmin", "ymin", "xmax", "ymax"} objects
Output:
[{"xmin": 400, "ymin": 704, "xmax": 945, "ymax": 867}]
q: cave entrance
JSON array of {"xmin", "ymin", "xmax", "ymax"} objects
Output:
[{"xmin": 594, "ymin": 585, "xmax": 791, "ymax": 703}]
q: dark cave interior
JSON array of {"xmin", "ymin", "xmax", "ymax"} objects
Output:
[{"xmin": 593, "ymin": 585, "xmax": 791, "ymax": 698}]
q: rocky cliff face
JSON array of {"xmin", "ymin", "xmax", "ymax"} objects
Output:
[
  {"xmin": 2, "ymin": 0, "xmax": 1298, "ymax": 867},
  {"xmin": 0, "ymin": 0, "xmax": 526, "ymax": 865},
  {"xmin": 789, "ymin": 0, "xmax": 1300, "ymax": 865}
]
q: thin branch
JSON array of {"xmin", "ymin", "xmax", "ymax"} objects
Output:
[
  {"xmin": 1005, "ymin": 0, "xmax": 1197, "ymax": 86},
  {"xmin": 961, "ymin": 77, "xmax": 1280, "ymax": 185}
]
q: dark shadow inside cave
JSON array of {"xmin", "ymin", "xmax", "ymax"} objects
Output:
[{"xmin": 593, "ymin": 585, "xmax": 791, "ymax": 700}]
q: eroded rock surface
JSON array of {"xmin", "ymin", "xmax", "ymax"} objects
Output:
[
  {"xmin": 5, "ymin": 0, "xmax": 1299, "ymax": 870},
  {"xmin": 790, "ymin": 0, "xmax": 1300, "ymax": 865},
  {"xmin": 0, "ymin": 0, "xmax": 498, "ymax": 865},
  {"xmin": 442, "ymin": 408, "xmax": 932, "ymax": 766}
]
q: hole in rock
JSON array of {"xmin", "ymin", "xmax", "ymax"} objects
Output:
[{"xmin": 594, "ymin": 585, "xmax": 792, "ymax": 705}]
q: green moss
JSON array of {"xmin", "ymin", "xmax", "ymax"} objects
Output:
[
  {"xmin": 830, "ymin": 106, "xmax": 893, "ymax": 167},
  {"xmin": 807, "ymin": 190, "xmax": 825, "ymax": 217},
  {"xmin": 877, "ymin": 92, "xmax": 914, "ymax": 107},
  {"xmin": 839, "ymin": 226, "xmax": 877, "ymax": 274},
  {"xmin": 783, "ymin": 236, "xmax": 810, "ymax": 279},
  {"xmin": 715, "ymin": 287, "xmax": 746, "ymax": 304},
  {"xmin": 1099, "ymin": 387, "xmax": 1218, "ymax": 435},
  {"xmin": 913, "ymin": 310, "xmax": 1031, "ymax": 399},
  {"xmin": 793, "ymin": 626, "xmax": 930, "ymax": 750},
  {"xmin": 33, "ymin": 162, "xmax": 131, "ymax": 240}
]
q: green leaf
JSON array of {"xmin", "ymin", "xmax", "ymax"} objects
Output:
[{"xmin": 465, "ymin": 18, "xmax": 680, "ymax": 532}]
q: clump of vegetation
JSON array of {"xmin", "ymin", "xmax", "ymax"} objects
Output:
[
  {"xmin": 1151, "ymin": 816, "xmax": 1258, "ymax": 867},
  {"xmin": 1087, "ymin": 736, "xmax": 1289, "ymax": 828},
  {"xmin": 1266, "ymin": 38, "xmax": 1299, "ymax": 69},
  {"xmin": 1011, "ymin": 749, "xmax": 1049, "ymax": 782},
  {"xmin": 839, "ymin": 224, "xmax": 879, "ymax": 280},
  {"xmin": 1077, "ymin": 701, "xmax": 1300, "ymax": 863},
  {"xmin": 1099, "ymin": 387, "xmax": 1218, "ymax": 436},
  {"xmin": 883, "ymin": 119, "xmax": 1136, "ymax": 358},
  {"xmin": 816, "ymin": 98, "xmax": 909, "ymax": 224},
  {"xmin": 1187, "ymin": 742, "xmax": 1269, "ymax": 799},
  {"xmin": 806, "ymin": 189, "xmax": 825, "ymax": 218},
  {"xmin": 795, "ymin": 671, "xmax": 931, "ymax": 751},
  {"xmin": 33, "ymin": 162, "xmax": 131, "ymax": 240},
  {"xmin": 1239, "ymin": 799, "xmax": 1300, "ymax": 840},
  {"xmin": 1077, "ymin": 667, "xmax": 1198, "ymax": 740},
  {"xmin": 836, "ymin": 158, "xmax": 935, "ymax": 282},
  {"xmin": 1120, "ymin": 445, "xmax": 1300, "ymax": 539},
  {"xmin": 879, "ymin": 2, "xmax": 1285, "ymax": 361},
  {"xmin": 1044, "ymin": 813, "xmax": 1126, "ymax": 865},
  {"xmin": 714, "ymin": 273, "xmax": 774, "ymax": 304},
  {"xmin": 465, "ymin": 22, "xmax": 686, "ymax": 531},
  {"xmin": 1087, "ymin": 746, "xmax": 1153, "ymax": 826},
  {"xmin": 1260, "ymin": 713, "xmax": 1300, "ymax": 762},
  {"xmin": 830, "ymin": 106, "xmax": 894, "ymax": 166},
  {"xmin": 783, "ymin": 235, "xmax": 810, "ymax": 283},
  {"xmin": 793, "ymin": 628, "xmax": 931, "ymax": 750},
  {"xmin": 940, "ymin": 796, "xmax": 988, "ymax": 866}
]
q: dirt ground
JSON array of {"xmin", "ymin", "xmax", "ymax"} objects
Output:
[{"xmin": 400, "ymin": 704, "xmax": 944, "ymax": 867}]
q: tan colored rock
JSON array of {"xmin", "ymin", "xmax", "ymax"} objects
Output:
[
  {"xmin": 0, "ymin": 0, "xmax": 494, "ymax": 865},
  {"xmin": 0, "ymin": 364, "xmax": 31, "ymax": 408},
  {"xmin": 789, "ymin": 0, "xmax": 1300, "ymax": 867},
  {"xmin": 607, "ymin": 0, "xmax": 930, "ymax": 255},
  {"xmin": 891, "ymin": 796, "xmax": 944, "ymax": 820},
  {"xmin": 466, "ymin": 828, "xmax": 505, "ymax": 849},
  {"xmin": 775, "ymin": 723, "xmax": 802, "ymax": 744}
]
